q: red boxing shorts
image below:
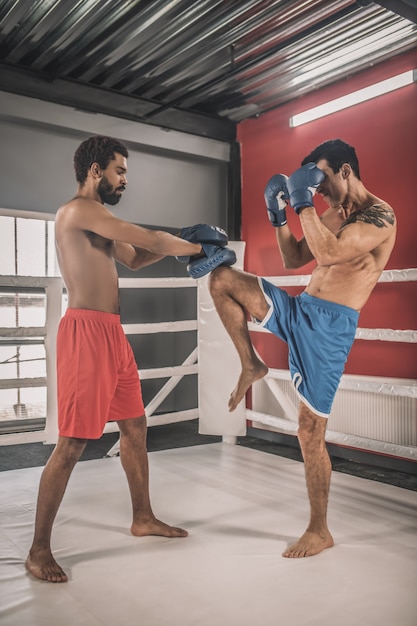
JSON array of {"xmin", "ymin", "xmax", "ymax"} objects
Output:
[{"xmin": 57, "ymin": 308, "xmax": 145, "ymax": 439}]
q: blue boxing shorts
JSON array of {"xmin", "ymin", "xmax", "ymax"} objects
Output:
[{"xmin": 253, "ymin": 278, "xmax": 359, "ymax": 418}]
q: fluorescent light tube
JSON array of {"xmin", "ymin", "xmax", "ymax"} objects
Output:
[{"xmin": 290, "ymin": 70, "xmax": 415, "ymax": 127}]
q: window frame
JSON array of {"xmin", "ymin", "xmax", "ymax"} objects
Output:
[{"xmin": 0, "ymin": 208, "xmax": 63, "ymax": 439}]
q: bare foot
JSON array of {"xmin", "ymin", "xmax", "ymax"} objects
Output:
[
  {"xmin": 25, "ymin": 549, "xmax": 68, "ymax": 583},
  {"xmin": 229, "ymin": 361, "xmax": 268, "ymax": 412},
  {"xmin": 283, "ymin": 530, "xmax": 334, "ymax": 558},
  {"xmin": 131, "ymin": 517, "xmax": 188, "ymax": 538}
]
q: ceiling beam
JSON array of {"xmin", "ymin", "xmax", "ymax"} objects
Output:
[
  {"xmin": 373, "ymin": 0, "xmax": 417, "ymax": 24},
  {"xmin": 0, "ymin": 63, "xmax": 236, "ymax": 142}
]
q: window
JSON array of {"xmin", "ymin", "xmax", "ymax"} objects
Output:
[
  {"xmin": 0, "ymin": 211, "xmax": 62, "ymax": 433},
  {"xmin": 0, "ymin": 215, "xmax": 58, "ymax": 277}
]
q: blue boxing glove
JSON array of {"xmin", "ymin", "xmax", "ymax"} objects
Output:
[
  {"xmin": 287, "ymin": 162, "xmax": 325, "ymax": 214},
  {"xmin": 177, "ymin": 223, "xmax": 228, "ymax": 263},
  {"xmin": 187, "ymin": 244, "xmax": 236, "ymax": 279},
  {"xmin": 264, "ymin": 174, "xmax": 289, "ymax": 227}
]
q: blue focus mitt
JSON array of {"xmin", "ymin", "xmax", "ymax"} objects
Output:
[
  {"xmin": 186, "ymin": 244, "xmax": 236, "ymax": 279},
  {"xmin": 177, "ymin": 223, "xmax": 228, "ymax": 263}
]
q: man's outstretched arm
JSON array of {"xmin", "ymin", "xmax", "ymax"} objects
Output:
[{"xmin": 114, "ymin": 242, "xmax": 166, "ymax": 270}]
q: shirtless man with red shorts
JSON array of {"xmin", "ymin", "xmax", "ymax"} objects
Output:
[
  {"xmin": 209, "ymin": 139, "xmax": 396, "ymax": 559},
  {"xmin": 25, "ymin": 135, "xmax": 224, "ymax": 583}
]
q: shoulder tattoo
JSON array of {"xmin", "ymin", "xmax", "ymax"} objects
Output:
[{"xmin": 342, "ymin": 204, "xmax": 395, "ymax": 229}]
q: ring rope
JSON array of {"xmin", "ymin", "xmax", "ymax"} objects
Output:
[
  {"xmin": 264, "ymin": 367, "xmax": 417, "ymax": 398},
  {"xmin": 266, "ymin": 268, "xmax": 417, "ymax": 287}
]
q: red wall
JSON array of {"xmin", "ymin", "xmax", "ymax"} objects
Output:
[{"xmin": 237, "ymin": 50, "xmax": 417, "ymax": 380}]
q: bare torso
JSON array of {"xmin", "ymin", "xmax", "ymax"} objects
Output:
[
  {"xmin": 55, "ymin": 187, "xmax": 202, "ymax": 315},
  {"xmin": 55, "ymin": 202, "xmax": 120, "ymax": 314},
  {"xmin": 305, "ymin": 201, "xmax": 396, "ymax": 311}
]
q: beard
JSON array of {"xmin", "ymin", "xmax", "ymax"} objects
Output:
[{"xmin": 98, "ymin": 175, "xmax": 124, "ymax": 205}]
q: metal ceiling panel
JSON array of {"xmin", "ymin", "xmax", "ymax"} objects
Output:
[{"xmin": 0, "ymin": 0, "xmax": 416, "ymax": 140}]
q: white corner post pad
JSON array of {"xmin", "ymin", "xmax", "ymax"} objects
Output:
[
  {"xmin": 44, "ymin": 278, "xmax": 63, "ymax": 444},
  {"xmin": 197, "ymin": 241, "xmax": 247, "ymax": 438}
]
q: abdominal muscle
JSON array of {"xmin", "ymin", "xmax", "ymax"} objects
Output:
[{"xmin": 305, "ymin": 256, "xmax": 382, "ymax": 312}]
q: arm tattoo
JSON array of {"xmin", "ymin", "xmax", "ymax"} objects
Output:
[{"xmin": 342, "ymin": 204, "xmax": 395, "ymax": 229}]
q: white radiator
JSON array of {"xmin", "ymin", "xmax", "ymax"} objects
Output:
[{"xmin": 250, "ymin": 371, "xmax": 417, "ymax": 458}]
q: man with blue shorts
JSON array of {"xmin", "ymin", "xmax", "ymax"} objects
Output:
[{"xmin": 209, "ymin": 139, "xmax": 396, "ymax": 558}]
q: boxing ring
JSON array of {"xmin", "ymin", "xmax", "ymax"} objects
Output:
[
  {"xmin": 0, "ymin": 245, "xmax": 416, "ymax": 462},
  {"xmin": 1, "ymin": 248, "xmax": 417, "ymax": 626}
]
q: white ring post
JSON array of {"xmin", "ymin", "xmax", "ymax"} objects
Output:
[
  {"xmin": 44, "ymin": 278, "xmax": 63, "ymax": 444},
  {"xmin": 197, "ymin": 242, "xmax": 247, "ymax": 440}
]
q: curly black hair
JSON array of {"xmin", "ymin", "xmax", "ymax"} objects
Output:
[
  {"xmin": 73, "ymin": 135, "xmax": 129, "ymax": 184},
  {"xmin": 302, "ymin": 139, "xmax": 360, "ymax": 179}
]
